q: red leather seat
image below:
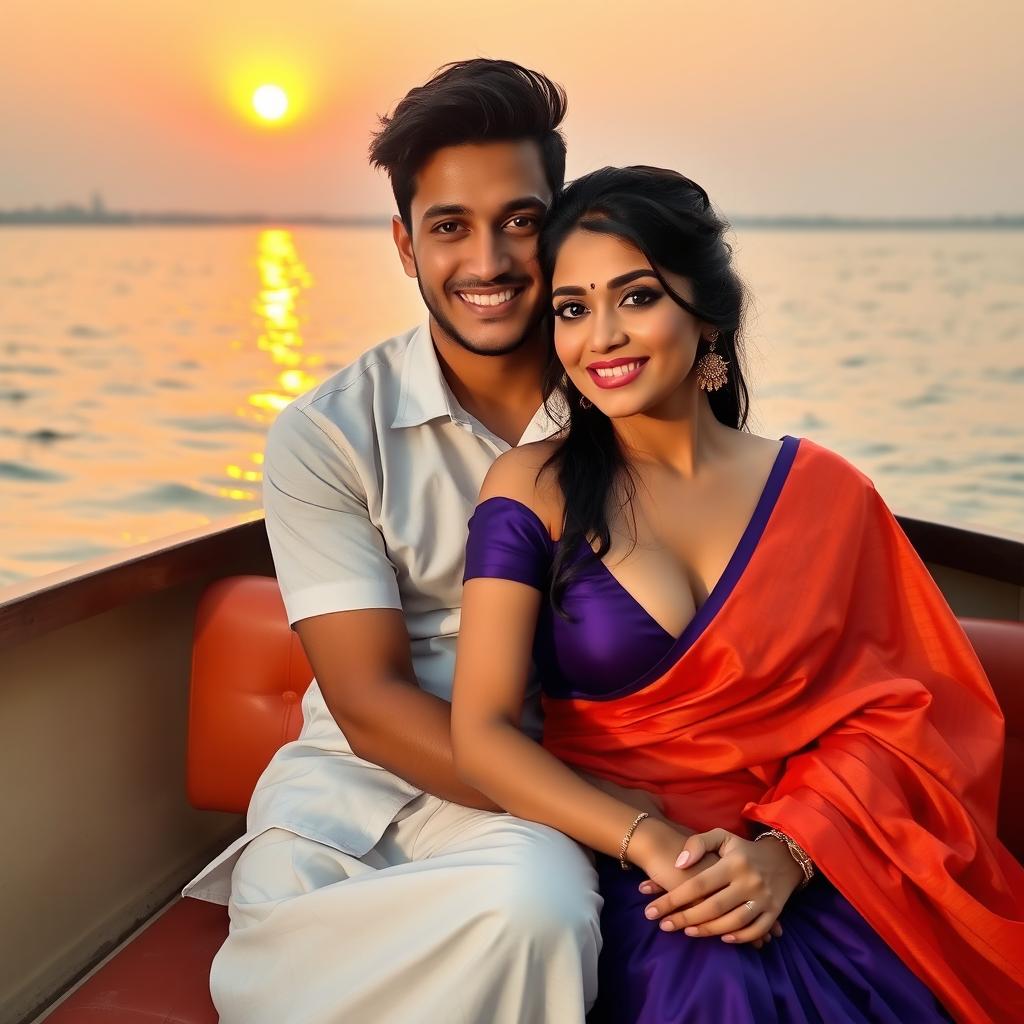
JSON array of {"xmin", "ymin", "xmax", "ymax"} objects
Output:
[
  {"xmin": 959, "ymin": 618, "xmax": 1024, "ymax": 859},
  {"xmin": 42, "ymin": 582, "xmax": 1024, "ymax": 1023}
]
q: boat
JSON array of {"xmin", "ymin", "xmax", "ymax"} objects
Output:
[{"xmin": 2, "ymin": 511, "xmax": 1022, "ymax": 1024}]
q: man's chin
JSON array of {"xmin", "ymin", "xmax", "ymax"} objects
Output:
[{"xmin": 442, "ymin": 315, "xmax": 537, "ymax": 357}]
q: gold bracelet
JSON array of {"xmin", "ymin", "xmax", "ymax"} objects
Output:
[
  {"xmin": 753, "ymin": 827, "xmax": 815, "ymax": 889},
  {"xmin": 619, "ymin": 811, "xmax": 650, "ymax": 871}
]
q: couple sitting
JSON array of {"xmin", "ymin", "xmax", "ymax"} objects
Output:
[{"xmin": 184, "ymin": 58, "xmax": 1024, "ymax": 1023}]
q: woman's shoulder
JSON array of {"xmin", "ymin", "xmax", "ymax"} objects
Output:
[
  {"xmin": 478, "ymin": 439, "xmax": 565, "ymax": 539},
  {"xmin": 790, "ymin": 434, "xmax": 876, "ymax": 493}
]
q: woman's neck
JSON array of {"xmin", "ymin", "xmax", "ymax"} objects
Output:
[{"xmin": 611, "ymin": 387, "xmax": 730, "ymax": 479}]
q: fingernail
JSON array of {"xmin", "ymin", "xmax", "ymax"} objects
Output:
[
  {"xmin": 722, "ymin": 935, "xmax": 736, "ymax": 943},
  {"xmin": 638, "ymin": 883, "xmax": 651, "ymax": 894},
  {"xmin": 684, "ymin": 926, "xmax": 699, "ymax": 937},
  {"xmin": 660, "ymin": 920, "xmax": 675, "ymax": 931},
  {"xmin": 674, "ymin": 851, "xmax": 690, "ymax": 868},
  {"xmin": 644, "ymin": 906, "xmax": 660, "ymax": 920}
]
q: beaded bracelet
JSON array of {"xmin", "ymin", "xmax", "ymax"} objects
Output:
[
  {"xmin": 619, "ymin": 812, "xmax": 650, "ymax": 871},
  {"xmin": 753, "ymin": 827, "xmax": 815, "ymax": 889}
]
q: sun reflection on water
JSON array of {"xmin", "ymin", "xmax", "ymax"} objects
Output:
[{"xmin": 221, "ymin": 229, "xmax": 319, "ymax": 500}]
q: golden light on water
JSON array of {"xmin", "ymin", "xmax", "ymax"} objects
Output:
[
  {"xmin": 245, "ymin": 229, "xmax": 318, "ymax": 421},
  {"xmin": 252, "ymin": 84, "xmax": 288, "ymax": 122}
]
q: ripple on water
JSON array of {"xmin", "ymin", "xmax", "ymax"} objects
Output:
[
  {"xmin": 856, "ymin": 442, "xmax": 899, "ymax": 456},
  {"xmin": 879, "ymin": 456, "xmax": 956, "ymax": 475},
  {"xmin": 162, "ymin": 414, "xmax": 264, "ymax": 434},
  {"xmin": 18, "ymin": 542, "xmax": 116, "ymax": 563},
  {"xmin": 0, "ymin": 461, "xmax": 67, "ymax": 482},
  {"xmin": 108, "ymin": 482, "xmax": 247, "ymax": 516},
  {"xmin": 905, "ymin": 388, "xmax": 949, "ymax": 408},
  {"xmin": 67, "ymin": 324, "xmax": 117, "ymax": 339},
  {"xmin": 23, "ymin": 428, "xmax": 77, "ymax": 443},
  {"xmin": 0, "ymin": 363, "xmax": 56, "ymax": 376}
]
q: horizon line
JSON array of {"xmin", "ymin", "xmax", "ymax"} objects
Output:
[{"xmin": 2, "ymin": 203, "xmax": 1024, "ymax": 229}]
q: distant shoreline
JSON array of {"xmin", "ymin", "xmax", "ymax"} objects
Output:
[{"xmin": 2, "ymin": 209, "xmax": 1024, "ymax": 230}]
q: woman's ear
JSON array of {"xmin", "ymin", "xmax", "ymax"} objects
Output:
[{"xmin": 392, "ymin": 215, "xmax": 417, "ymax": 279}]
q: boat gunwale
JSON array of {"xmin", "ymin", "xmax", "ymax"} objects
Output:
[{"xmin": 0, "ymin": 512, "xmax": 1022, "ymax": 653}]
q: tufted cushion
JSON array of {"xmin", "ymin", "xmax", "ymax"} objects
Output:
[
  {"xmin": 960, "ymin": 617, "xmax": 1024, "ymax": 861},
  {"xmin": 186, "ymin": 575, "xmax": 310, "ymax": 814}
]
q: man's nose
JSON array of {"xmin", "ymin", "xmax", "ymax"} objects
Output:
[{"xmin": 465, "ymin": 228, "xmax": 512, "ymax": 282}]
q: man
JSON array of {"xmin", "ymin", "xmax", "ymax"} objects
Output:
[{"xmin": 184, "ymin": 59, "xmax": 603, "ymax": 1023}]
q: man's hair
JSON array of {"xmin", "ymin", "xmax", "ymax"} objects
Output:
[{"xmin": 369, "ymin": 59, "xmax": 568, "ymax": 230}]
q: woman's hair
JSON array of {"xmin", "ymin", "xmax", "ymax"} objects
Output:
[
  {"xmin": 369, "ymin": 59, "xmax": 568, "ymax": 231},
  {"xmin": 537, "ymin": 165, "xmax": 750, "ymax": 613}
]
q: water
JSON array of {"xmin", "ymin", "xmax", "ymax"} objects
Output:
[{"xmin": 1, "ymin": 226, "xmax": 1022, "ymax": 587}]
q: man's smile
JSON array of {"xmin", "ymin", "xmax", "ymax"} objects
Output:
[{"xmin": 454, "ymin": 285, "xmax": 527, "ymax": 315}]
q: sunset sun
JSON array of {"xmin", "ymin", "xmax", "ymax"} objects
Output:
[{"xmin": 252, "ymin": 84, "xmax": 289, "ymax": 122}]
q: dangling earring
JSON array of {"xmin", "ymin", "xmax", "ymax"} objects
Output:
[
  {"xmin": 579, "ymin": 395, "xmax": 593, "ymax": 410},
  {"xmin": 695, "ymin": 330, "xmax": 729, "ymax": 392}
]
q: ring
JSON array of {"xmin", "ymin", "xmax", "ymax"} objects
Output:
[{"xmin": 744, "ymin": 900, "xmax": 756, "ymax": 912}]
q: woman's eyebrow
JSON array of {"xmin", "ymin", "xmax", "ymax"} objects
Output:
[{"xmin": 551, "ymin": 269, "xmax": 657, "ymax": 299}]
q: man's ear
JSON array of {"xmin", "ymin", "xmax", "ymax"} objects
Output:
[{"xmin": 392, "ymin": 215, "xmax": 417, "ymax": 279}]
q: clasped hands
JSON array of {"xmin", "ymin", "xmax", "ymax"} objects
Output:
[{"xmin": 629, "ymin": 818, "xmax": 804, "ymax": 948}]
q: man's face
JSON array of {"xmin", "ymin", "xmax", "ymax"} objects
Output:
[{"xmin": 393, "ymin": 141, "xmax": 552, "ymax": 356}]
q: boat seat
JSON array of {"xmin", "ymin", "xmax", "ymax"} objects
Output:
[{"xmin": 41, "ymin": 576, "xmax": 1024, "ymax": 1022}]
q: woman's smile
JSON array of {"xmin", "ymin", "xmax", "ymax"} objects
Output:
[{"xmin": 586, "ymin": 356, "xmax": 650, "ymax": 389}]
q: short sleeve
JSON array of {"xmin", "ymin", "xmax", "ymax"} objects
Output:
[
  {"xmin": 263, "ymin": 401, "xmax": 402, "ymax": 625},
  {"xmin": 463, "ymin": 497, "xmax": 554, "ymax": 591}
]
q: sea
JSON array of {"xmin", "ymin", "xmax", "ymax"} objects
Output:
[{"xmin": 1, "ymin": 225, "xmax": 1022, "ymax": 587}]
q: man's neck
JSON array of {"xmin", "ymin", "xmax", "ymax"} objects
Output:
[{"xmin": 429, "ymin": 321, "xmax": 548, "ymax": 447}]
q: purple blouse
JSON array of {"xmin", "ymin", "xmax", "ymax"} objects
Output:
[{"xmin": 463, "ymin": 435, "xmax": 800, "ymax": 701}]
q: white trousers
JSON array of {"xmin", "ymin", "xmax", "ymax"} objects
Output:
[{"xmin": 210, "ymin": 794, "xmax": 603, "ymax": 1024}]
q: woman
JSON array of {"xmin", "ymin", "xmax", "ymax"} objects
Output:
[{"xmin": 449, "ymin": 166, "xmax": 1024, "ymax": 1023}]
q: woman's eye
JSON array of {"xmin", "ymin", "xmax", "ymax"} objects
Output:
[
  {"xmin": 622, "ymin": 288, "xmax": 660, "ymax": 307},
  {"xmin": 554, "ymin": 302, "xmax": 587, "ymax": 320}
]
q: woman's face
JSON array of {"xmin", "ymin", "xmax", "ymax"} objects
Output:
[{"xmin": 551, "ymin": 227, "xmax": 706, "ymax": 419}]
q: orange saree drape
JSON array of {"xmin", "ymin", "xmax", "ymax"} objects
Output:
[{"xmin": 542, "ymin": 439, "xmax": 1024, "ymax": 1024}]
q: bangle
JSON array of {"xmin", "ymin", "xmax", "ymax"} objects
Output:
[
  {"xmin": 754, "ymin": 827, "xmax": 815, "ymax": 890},
  {"xmin": 619, "ymin": 812, "xmax": 650, "ymax": 871}
]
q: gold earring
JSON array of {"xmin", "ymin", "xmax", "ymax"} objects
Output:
[{"xmin": 695, "ymin": 331, "xmax": 729, "ymax": 392}]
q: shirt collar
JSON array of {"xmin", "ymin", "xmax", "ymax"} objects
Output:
[
  {"xmin": 390, "ymin": 322, "xmax": 456, "ymax": 429},
  {"xmin": 390, "ymin": 320, "xmax": 566, "ymax": 445}
]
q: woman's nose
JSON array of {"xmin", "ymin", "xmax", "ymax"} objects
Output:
[{"xmin": 590, "ymin": 310, "xmax": 629, "ymax": 353}]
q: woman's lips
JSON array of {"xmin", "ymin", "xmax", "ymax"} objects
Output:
[{"xmin": 586, "ymin": 357, "xmax": 649, "ymax": 389}]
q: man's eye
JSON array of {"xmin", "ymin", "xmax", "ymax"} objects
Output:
[
  {"xmin": 434, "ymin": 222, "xmax": 461, "ymax": 234},
  {"xmin": 554, "ymin": 302, "xmax": 587, "ymax": 320},
  {"xmin": 507, "ymin": 215, "xmax": 538, "ymax": 230}
]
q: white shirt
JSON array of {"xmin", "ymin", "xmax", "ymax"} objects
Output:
[{"xmin": 185, "ymin": 322, "xmax": 559, "ymax": 902}]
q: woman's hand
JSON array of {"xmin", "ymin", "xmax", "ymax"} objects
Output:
[{"xmin": 641, "ymin": 828, "xmax": 803, "ymax": 944}]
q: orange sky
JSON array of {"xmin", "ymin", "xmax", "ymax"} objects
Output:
[{"xmin": 2, "ymin": 0, "xmax": 1021, "ymax": 217}]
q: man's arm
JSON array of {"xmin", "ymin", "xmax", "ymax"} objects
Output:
[
  {"xmin": 296, "ymin": 607, "xmax": 500, "ymax": 810},
  {"xmin": 263, "ymin": 400, "xmax": 498, "ymax": 809}
]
